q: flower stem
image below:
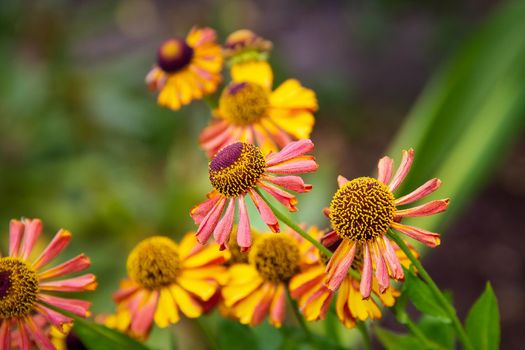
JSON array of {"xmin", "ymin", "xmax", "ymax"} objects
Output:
[
  {"xmin": 387, "ymin": 231, "xmax": 473, "ymax": 350},
  {"xmin": 356, "ymin": 321, "xmax": 372, "ymax": 350},
  {"xmin": 286, "ymin": 288, "xmax": 313, "ymax": 339},
  {"xmin": 254, "ymin": 188, "xmax": 333, "ymax": 257}
]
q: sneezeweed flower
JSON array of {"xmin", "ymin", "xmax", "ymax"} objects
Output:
[
  {"xmin": 222, "ymin": 229, "xmax": 314, "ymax": 327},
  {"xmin": 223, "ymin": 29, "xmax": 273, "ymax": 65},
  {"xmin": 112, "ymin": 233, "xmax": 228, "ymax": 339},
  {"xmin": 199, "ymin": 59, "xmax": 318, "ymax": 156},
  {"xmin": 191, "ymin": 139, "xmax": 318, "ymax": 250},
  {"xmin": 146, "ymin": 27, "xmax": 223, "ymax": 111},
  {"xmin": 0, "ymin": 218, "xmax": 96, "ymax": 349},
  {"xmin": 322, "ymin": 149, "xmax": 449, "ymax": 298}
]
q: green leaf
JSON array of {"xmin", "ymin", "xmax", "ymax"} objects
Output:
[
  {"xmin": 217, "ymin": 319, "xmax": 259, "ymax": 350},
  {"xmin": 418, "ymin": 315, "xmax": 455, "ymax": 349},
  {"xmin": 404, "ymin": 269, "xmax": 450, "ymax": 322},
  {"xmin": 465, "ymin": 283, "xmax": 500, "ymax": 350},
  {"xmin": 71, "ymin": 316, "xmax": 150, "ymax": 350},
  {"xmin": 375, "ymin": 328, "xmax": 424, "ymax": 350}
]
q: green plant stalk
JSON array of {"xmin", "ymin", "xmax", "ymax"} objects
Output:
[
  {"xmin": 286, "ymin": 288, "xmax": 313, "ymax": 339},
  {"xmin": 356, "ymin": 321, "xmax": 372, "ymax": 350},
  {"xmin": 395, "ymin": 308, "xmax": 446, "ymax": 350},
  {"xmin": 387, "ymin": 231, "xmax": 473, "ymax": 350}
]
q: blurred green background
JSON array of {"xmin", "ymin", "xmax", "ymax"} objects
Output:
[{"xmin": 1, "ymin": 0, "xmax": 524, "ymax": 348}]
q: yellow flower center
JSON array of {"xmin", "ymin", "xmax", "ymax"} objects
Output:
[
  {"xmin": 249, "ymin": 234, "xmax": 300, "ymax": 283},
  {"xmin": 127, "ymin": 236, "xmax": 181, "ymax": 290},
  {"xmin": 219, "ymin": 82, "xmax": 270, "ymax": 125},
  {"xmin": 157, "ymin": 38, "xmax": 194, "ymax": 73},
  {"xmin": 209, "ymin": 142, "xmax": 266, "ymax": 197},
  {"xmin": 0, "ymin": 257, "xmax": 39, "ymax": 318},
  {"xmin": 329, "ymin": 177, "xmax": 395, "ymax": 242}
]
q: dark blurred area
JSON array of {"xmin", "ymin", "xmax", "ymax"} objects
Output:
[{"xmin": 0, "ymin": 0, "xmax": 523, "ymax": 348}]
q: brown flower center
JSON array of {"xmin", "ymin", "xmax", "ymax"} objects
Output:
[
  {"xmin": 249, "ymin": 234, "xmax": 300, "ymax": 283},
  {"xmin": 219, "ymin": 82, "xmax": 270, "ymax": 125},
  {"xmin": 0, "ymin": 257, "xmax": 39, "ymax": 318},
  {"xmin": 157, "ymin": 38, "xmax": 194, "ymax": 73}
]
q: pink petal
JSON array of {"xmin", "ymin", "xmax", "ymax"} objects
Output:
[
  {"xmin": 325, "ymin": 240, "xmax": 356, "ymax": 291},
  {"xmin": 17, "ymin": 320, "xmax": 30, "ymax": 350},
  {"xmin": 38, "ymin": 254, "xmax": 91, "ymax": 281},
  {"xmin": 252, "ymin": 284, "xmax": 274, "ymax": 325},
  {"xmin": 269, "ymin": 284, "xmax": 286, "ymax": 327},
  {"xmin": 32, "ymin": 229, "xmax": 72, "ymax": 270},
  {"xmin": 39, "ymin": 274, "xmax": 97, "ymax": 292},
  {"xmin": 258, "ymin": 181, "xmax": 298, "ymax": 212},
  {"xmin": 248, "ymin": 189, "xmax": 279, "ymax": 233},
  {"xmin": 392, "ymin": 222, "xmax": 441, "ymax": 247},
  {"xmin": 322, "ymin": 207, "xmax": 331, "ymax": 218},
  {"xmin": 320, "ymin": 230, "xmax": 340, "ymax": 249},
  {"xmin": 195, "ymin": 196, "xmax": 226, "ymax": 245},
  {"xmin": 131, "ymin": 291, "xmax": 158, "ymax": 337},
  {"xmin": 25, "ymin": 317, "xmax": 55, "ymax": 350},
  {"xmin": 372, "ymin": 242, "xmax": 390, "ymax": 293},
  {"xmin": 337, "ymin": 175, "xmax": 349, "ymax": 188},
  {"xmin": 201, "ymin": 123, "xmax": 239, "ymax": 158},
  {"xmin": 0, "ymin": 320, "xmax": 10, "ymax": 350},
  {"xmin": 9, "ymin": 219, "xmax": 24, "ymax": 257},
  {"xmin": 236, "ymin": 196, "xmax": 252, "ymax": 250},
  {"xmin": 395, "ymin": 199, "xmax": 449, "ymax": 218},
  {"xmin": 389, "ymin": 149, "xmax": 414, "ymax": 192},
  {"xmin": 395, "ymin": 178, "xmax": 442, "ymax": 205},
  {"xmin": 264, "ymin": 175, "xmax": 312, "ymax": 193},
  {"xmin": 266, "ymin": 156, "xmax": 318, "ymax": 174},
  {"xmin": 190, "ymin": 194, "xmax": 220, "ymax": 225},
  {"xmin": 377, "ymin": 156, "xmax": 394, "ymax": 184},
  {"xmin": 359, "ymin": 244, "xmax": 373, "ymax": 299},
  {"xmin": 35, "ymin": 304, "xmax": 72, "ymax": 332},
  {"xmin": 20, "ymin": 218, "xmax": 43, "ymax": 260},
  {"xmin": 266, "ymin": 139, "xmax": 314, "ymax": 166},
  {"xmin": 382, "ymin": 237, "xmax": 404, "ymax": 280},
  {"xmin": 113, "ymin": 283, "xmax": 140, "ymax": 303},
  {"xmin": 213, "ymin": 198, "xmax": 235, "ymax": 250},
  {"xmin": 38, "ymin": 294, "xmax": 92, "ymax": 317}
]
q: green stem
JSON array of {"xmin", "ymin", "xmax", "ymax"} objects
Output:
[
  {"xmin": 254, "ymin": 188, "xmax": 333, "ymax": 257},
  {"xmin": 387, "ymin": 231, "xmax": 473, "ymax": 350},
  {"xmin": 404, "ymin": 316, "xmax": 446, "ymax": 350},
  {"xmin": 356, "ymin": 321, "xmax": 372, "ymax": 350},
  {"xmin": 286, "ymin": 288, "xmax": 313, "ymax": 339}
]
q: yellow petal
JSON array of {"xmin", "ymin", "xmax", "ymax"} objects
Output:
[
  {"xmin": 269, "ymin": 79, "xmax": 318, "ymax": 110},
  {"xmin": 180, "ymin": 265, "xmax": 229, "ymax": 285},
  {"xmin": 231, "ymin": 61, "xmax": 273, "ymax": 89},
  {"xmin": 234, "ymin": 284, "xmax": 266, "ymax": 325},
  {"xmin": 177, "ymin": 277, "xmax": 218, "ymax": 301},
  {"xmin": 267, "ymin": 109, "xmax": 315, "ymax": 140},
  {"xmin": 223, "ymin": 277, "xmax": 264, "ymax": 307},
  {"xmin": 170, "ymin": 284, "xmax": 202, "ymax": 318},
  {"xmin": 154, "ymin": 288, "xmax": 180, "ymax": 328},
  {"xmin": 289, "ymin": 265, "xmax": 325, "ymax": 295},
  {"xmin": 182, "ymin": 244, "xmax": 227, "ymax": 268}
]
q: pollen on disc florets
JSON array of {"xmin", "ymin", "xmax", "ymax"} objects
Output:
[
  {"xmin": 127, "ymin": 236, "xmax": 181, "ymax": 290},
  {"xmin": 209, "ymin": 142, "xmax": 266, "ymax": 197},
  {"xmin": 157, "ymin": 38, "xmax": 194, "ymax": 73},
  {"xmin": 0, "ymin": 257, "xmax": 39, "ymax": 318},
  {"xmin": 249, "ymin": 234, "xmax": 300, "ymax": 283},
  {"xmin": 329, "ymin": 177, "xmax": 395, "ymax": 242},
  {"xmin": 219, "ymin": 82, "xmax": 270, "ymax": 125}
]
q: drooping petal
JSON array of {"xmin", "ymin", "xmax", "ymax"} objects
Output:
[
  {"xmin": 39, "ymin": 273, "xmax": 97, "ymax": 292},
  {"xmin": 395, "ymin": 178, "xmax": 442, "ymax": 205},
  {"xmin": 381, "ymin": 237, "xmax": 404, "ymax": 280},
  {"xmin": 320, "ymin": 230, "xmax": 340, "ymax": 249},
  {"xmin": 258, "ymin": 181, "xmax": 298, "ymax": 212},
  {"xmin": 337, "ymin": 175, "xmax": 349, "ymax": 188},
  {"xmin": 32, "ymin": 229, "xmax": 72, "ymax": 270},
  {"xmin": 388, "ymin": 149, "xmax": 414, "ymax": 192},
  {"xmin": 195, "ymin": 196, "xmax": 226, "ymax": 244},
  {"xmin": 236, "ymin": 196, "xmax": 252, "ymax": 250},
  {"xmin": 0, "ymin": 320, "xmax": 11, "ymax": 350},
  {"xmin": 190, "ymin": 193, "xmax": 220, "ymax": 225},
  {"xmin": 25, "ymin": 317, "xmax": 55, "ymax": 350},
  {"xmin": 359, "ymin": 244, "xmax": 373, "ymax": 299},
  {"xmin": 35, "ymin": 304, "xmax": 72, "ymax": 332},
  {"xmin": 289, "ymin": 265, "xmax": 325, "ymax": 298},
  {"xmin": 264, "ymin": 175, "xmax": 312, "ymax": 193},
  {"xmin": 372, "ymin": 242, "xmax": 390, "ymax": 293},
  {"xmin": 252, "ymin": 283, "xmax": 275, "ymax": 325},
  {"xmin": 391, "ymin": 222, "xmax": 441, "ymax": 248},
  {"xmin": 213, "ymin": 198, "xmax": 236, "ymax": 250},
  {"xmin": 302, "ymin": 284, "xmax": 333, "ymax": 321},
  {"xmin": 248, "ymin": 189, "xmax": 279, "ymax": 232},
  {"xmin": 265, "ymin": 139, "xmax": 314, "ymax": 166},
  {"xmin": 325, "ymin": 240, "xmax": 356, "ymax": 291},
  {"xmin": 130, "ymin": 291, "xmax": 158, "ymax": 336},
  {"xmin": 395, "ymin": 199, "xmax": 449, "ymax": 218},
  {"xmin": 9, "ymin": 219, "xmax": 24, "ymax": 257},
  {"xmin": 154, "ymin": 288, "xmax": 180, "ymax": 328},
  {"xmin": 17, "ymin": 320, "xmax": 30, "ymax": 350},
  {"xmin": 177, "ymin": 277, "xmax": 218, "ymax": 302},
  {"xmin": 266, "ymin": 156, "xmax": 318, "ymax": 174},
  {"xmin": 38, "ymin": 294, "xmax": 92, "ymax": 317},
  {"xmin": 38, "ymin": 254, "xmax": 91, "ymax": 281},
  {"xmin": 377, "ymin": 156, "xmax": 394, "ymax": 184},
  {"xmin": 20, "ymin": 219, "xmax": 43, "ymax": 260},
  {"xmin": 269, "ymin": 283, "xmax": 286, "ymax": 328},
  {"xmin": 170, "ymin": 285, "xmax": 203, "ymax": 318}
]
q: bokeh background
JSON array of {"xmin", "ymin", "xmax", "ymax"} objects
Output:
[{"xmin": 1, "ymin": 0, "xmax": 524, "ymax": 349}]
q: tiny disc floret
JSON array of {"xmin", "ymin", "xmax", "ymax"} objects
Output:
[
  {"xmin": 209, "ymin": 142, "xmax": 266, "ymax": 197},
  {"xmin": 249, "ymin": 235, "xmax": 300, "ymax": 283},
  {"xmin": 219, "ymin": 82, "xmax": 270, "ymax": 125},
  {"xmin": 0, "ymin": 257, "xmax": 39, "ymax": 318},
  {"xmin": 127, "ymin": 236, "xmax": 181, "ymax": 290},
  {"xmin": 329, "ymin": 177, "xmax": 395, "ymax": 242}
]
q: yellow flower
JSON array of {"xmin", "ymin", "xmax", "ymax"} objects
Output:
[
  {"xmin": 223, "ymin": 29, "xmax": 272, "ymax": 64},
  {"xmin": 199, "ymin": 60, "xmax": 317, "ymax": 156},
  {"xmin": 146, "ymin": 27, "xmax": 223, "ymax": 111},
  {"xmin": 112, "ymin": 233, "xmax": 228, "ymax": 339}
]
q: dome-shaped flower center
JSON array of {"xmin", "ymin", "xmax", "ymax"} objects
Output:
[
  {"xmin": 219, "ymin": 82, "xmax": 270, "ymax": 125},
  {"xmin": 0, "ymin": 257, "xmax": 39, "ymax": 318},
  {"xmin": 249, "ymin": 235, "xmax": 300, "ymax": 283},
  {"xmin": 127, "ymin": 236, "xmax": 181, "ymax": 290},
  {"xmin": 157, "ymin": 38, "xmax": 194, "ymax": 73},
  {"xmin": 209, "ymin": 142, "xmax": 266, "ymax": 197},
  {"xmin": 329, "ymin": 177, "xmax": 395, "ymax": 242},
  {"xmin": 226, "ymin": 227, "xmax": 257, "ymax": 265}
]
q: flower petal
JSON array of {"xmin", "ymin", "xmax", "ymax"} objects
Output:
[
  {"xmin": 154, "ymin": 288, "xmax": 180, "ymax": 328},
  {"xmin": 265, "ymin": 139, "xmax": 314, "ymax": 166},
  {"xmin": 25, "ymin": 316, "xmax": 55, "ymax": 350},
  {"xmin": 130, "ymin": 291, "xmax": 158, "ymax": 336},
  {"xmin": 195, "ymin": 196, "xmax": 226, "ymax": 245},
  {"xmin": 359, "ymin": 244, "xmax": 373, "ymax": 299},
  {"xmin": 0, "ymin": 320, "xmax": 11, "ymax": 350},
  {"xmin": 382, "ymin": 237, "xmax": 404, "ymax": 280},
  {"xmin": 248, "ymin": 189, "xmax": 279, "ymax": 233},
  {"xmin": 264, "ymin": 175, "xmax": 312, "ymax": 193},
  {"xmin": 377, "ymin": 156, "xmax": 394, "ymax": 184},
  {"xmin": 170, "ymin": 284, "xmax": 202, "ymax": 318},
  {"xmin": 32, "ymin": 229, "xmax": 72, "ymax": 270},
  {"xmin": 266, "ymin": 156, "xmax": 318, "ymax": 174},
  {"xmin": 395, "ymin": 199, "xmax": 450, "ymax": 218},
  {"xmin": 38, "ymin": 254, "xmax": 91, "ymax": 281},
  {"xmin": 38, "ymin": 294, "xmax": 91, "ymax": 317},
  {"xmin": 190, "ymin": 192, "xmax": 220, "ymax": 225},
  {"xmin": 35, "ymin": 304, "xmax": 72, "ymax": 332},
  {"xmin": 269, "ymin": 283, "xmax": 286, "ymax": 327},
  {"xmin": 9, "ymin": 219, "xmax": 24, "ymax": 257},
  {"xmin": 337, "ymin": 175, "xmax": 349, "ymax": 188},
  {"xmin": 389, "ymin": 148, "xmax": 414, "ymax": 192},
  {"xmin": 213, "ymin": 198, "xmax": 236, "ymax": 250},
  {"xmin": 325, "ymin": 240, "xmax": 356, "ymax": 291},
  {"xmin": 236, "ymin": 196, "xmax": 252, "ymax": 250},
  {"xmin": 395, "ymin": 178, "xmax": 442, "ymax": 205},
  {"xmin": 392, "ymin": 222, "xmax": 441, "ymax": 247},
  {"xmin": 258, "ymin": 181, "xmax": 298, "ymax": 212},
  {"xmin": 372, "ymin": 242, "xmax": 390, "ymax": 293},
  {"xmin": 20, "ymin": 219, "xmax": 43, "ymax": 260},
  {"xmin": 39, "ymin": 274, "xmax": 97, "ymax": 292}
]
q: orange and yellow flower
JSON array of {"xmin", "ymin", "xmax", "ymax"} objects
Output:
[
  {"xmin": 199, "ymin": 59, "xmax": 317, "ymax": 156},
  {"xmin": 319, "ymin": 149, "xmax": 448, "ymax": 299},
  {"xmin": 0, "ymin": 218, "xmax": 96, "ymax": 349},
  {"xmin": 191, "ymin": 140, "xmax": 318, "ymax": 251},
  {"xmin": 146, "ymin": 27, "xmax": 223, "ymax": 111},
  {"xmin": 112, "ymin": 233, "xmax": 228, "ymax": 339}
]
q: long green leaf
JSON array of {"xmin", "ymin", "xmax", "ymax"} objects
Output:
[
  {"xmin": 375, "ymin": 328, "xmax": 424, "ymax": 350},
  {"xmin": 404, "ymin": 269, "xmax": 450, "ymax": 322},
  {"xmin": 465, "ymin": 283, "xmax": 500, "ymax": 350}
]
